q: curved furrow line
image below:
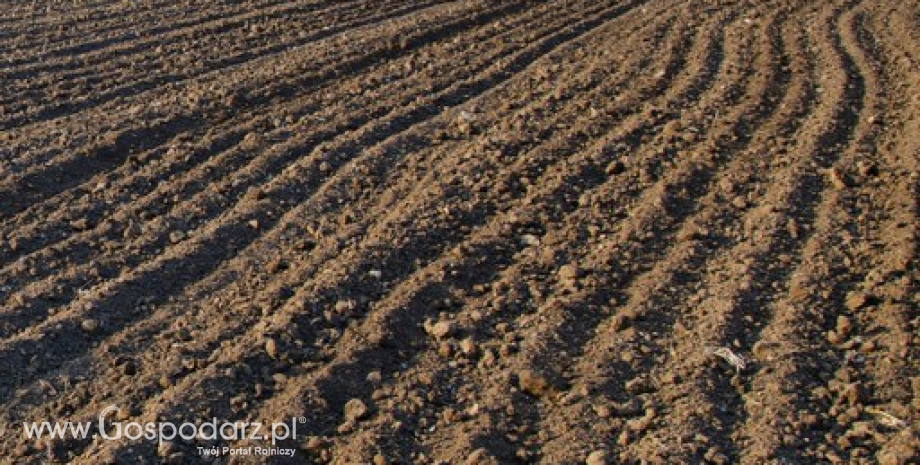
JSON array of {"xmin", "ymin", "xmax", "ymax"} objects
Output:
[
  {"xmin": 70, "ymin": 1, "xmax": 668, "ymax": 458},
  {"xmin": 505, "ymin": 5, "xmax": 818, "ymax": 463},
  {"xmin": 0, "ymin": 0, "xmax": 525, "ymax": 223},
  {"xmin": 0, "ymin": 0, "xmax": 253, "ymax": 56},
  {"xmin": 0, "ymin": 0, "xmax": 433, "ymax": 103},
  {"xmin": 0, "ymin": 0, "xmax": 616, "ymax": 357},
  {"xmin": 0, "ymin": 0, "xmax": 152, "ymax": 30},
  {"xmin": 0, "ymin": 0, "xmax": 453, "ymax": 131},
  {"xmin": 57, "ymin": 3, "xmax": 672, "ymax": 460},
  {"xmin": 582, "ymin": 0, "xmax": 871, "ymax": 462},
  {"xmin": 66, "ymin": 2, "xmax": 688, "ymax": 460},
  {"xmin": 492, "ymin": 7, "xmax": 810, "ymax": 464},
  {"xmin": 0, "ymin": 0, "xmax": 325, "ymax": 75},
  {"xmin": 0, "ymin": 0, "xmax": 648, "ymax": 438},
  {"xmin": 0, "ymin": 0, "xmax": 573, "ymax": 309},
  {"xmin": 208, "ymin": 3, "xmax": 756, "ymax": 458},
  {"xmin": 604, "ymin": 9, "xmax": 822, "ymax": 465},
  {"xmin": 734, "ymin": 3, "xmax": 915, "ymax": 462},
  {"xmin": 302, "ymin": 5, "xmax": 749, "ymax": 460}
]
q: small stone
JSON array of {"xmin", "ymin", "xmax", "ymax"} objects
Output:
[
  {"xmin": 586, "ymin": 450, "xmax": 610, "ymax": 465},
  {"xmin": 335, "ymin": 299, "xmax": 356, "ymax": 314},
  {"xmin": 464, "ymin": 448, "xmax": 499, "ymax": 465},
  {"xmin": 426, "ymin": 319, "xmax": 455, "ymax": 339},
  {"xmin": 368, "ymin": 269, "xmax": 383, "ymax": 279},
  {"xmin": 459, "ymin": 337, "xmax": 477, "ymax": 356},
  {"xmin": 593, "ymin": 405, "xmax": 611, "ymax": 419},
  {"xmin": 169, "ymin": 231, "xmax": 186, "ymax": 244},
  {"xmin": 605, "ymin": 160, "xmax": 626, "ymax": 175},
  {"xmin": 248, "ymin": 219, "xmax": 260, "ymax": 229},
  {"xmin": 264, "ymin": 338, "xmax": 279, "ymax": 359},
  {"xmin": 366, "ymin": 371, "xmax": 382, "ymax": 385},
  {"xmin": 81, "ymin": 319, "xmax": 99, "ymax": 332},
  {"xmin": 828, "ymin": 167, "xmax": 849, "ymax": 189},
  {"xmin": 558, "ymin": 264, "xmax": 582, "ymax": 282},
  {"xmin": 836, "ymin": 315, "xmax": 852, "ymax": 336},
  {"xmin": 70, "ymin": 218, "xmax": 90, "ymax": 231},
  {"xmin": 731, "ymin": 196, "xmax": 748, "ymax": 209},
  {"xmin": 343, "ymin": 398, "xmax": 369, "ymax": 422},
  {"xmin": 845, "ymin": 291, "xmax": 872, "ymax": 311},
  {"xmin": 520, "ymin": 234, "xmax": 541, "ymax": 246},
  {"xmin": 373, "ymin": 454, "xmax": 387, "ymax": 465}
]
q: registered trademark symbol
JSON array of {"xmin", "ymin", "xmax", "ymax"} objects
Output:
[{"xmin": 298, "ymin": 417, "xmax": 307, "ymax": 424}]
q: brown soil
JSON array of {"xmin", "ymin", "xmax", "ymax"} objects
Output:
[{"xmin": 0, "ymin": 0, "xmax": 918, "ymax": 463}]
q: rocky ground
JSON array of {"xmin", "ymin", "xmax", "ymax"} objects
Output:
[{"xmin": 0, "ymin": 0, "xmax": 918, "ymax": 463}]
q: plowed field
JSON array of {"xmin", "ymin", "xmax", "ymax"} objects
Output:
[{"xmin": 0, "ymin": 0, "xmax": 918, "ymax": 463}]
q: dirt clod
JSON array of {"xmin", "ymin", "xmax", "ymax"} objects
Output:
[
  {"xmin": 80, "ymin": 319, "xmax": 99, "ymax": 332},
  {"xmin": 518, "ymin": 369, "xmax": 552, "ymax": 398},
  {"xmin": 344, "ymin": 398, "xmax": 369, "ymax": 422},
  {"xmin": 585, "ymin": 449, "xmax": 610, "ymax": 465}
]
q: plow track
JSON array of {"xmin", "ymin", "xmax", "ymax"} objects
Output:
[{"xmin": 0, "ymin": 0, "xmax": 917, "ymax": 463}]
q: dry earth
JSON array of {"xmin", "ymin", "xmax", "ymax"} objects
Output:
[{"xmin": 0, "ymin": 0, "xmax": 918, "ymax": 463}]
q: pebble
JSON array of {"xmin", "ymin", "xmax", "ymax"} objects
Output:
[
  {"xmin": 70, "ymin": 218, "xmax": 90, "ymax": 231},
  {"xmin": 731, "ymin": 196, "xmax": 748, "ymax": 209},
  {"xmin": 586, "ymin": 450, "xmax": 610, "ymax": 465},
  {"xmin": 557, "ymin": 264, "xmax": 582, "ymax": 282},
  {"xmin": 605, "ymin": 160, "xmax": 626, "ymax": 175},
  {"xmin": 425, "ymin": 319, "xmax": 454, "ymax": 339},
  {"xmin": 828, "ymin": 167, "xmax": 849, "ymax": 189},
  {"xmin": 845, "ymin": 291, "xmax": 872, "ymax": 311},
  {"xmin": 264, "ymin": 338, "xmax": 279, "ymax": 359},
  {"xmin": 366, "ymin": 371, "xmax": 382, "ymax": 385},
  {"xmin": 593, "ymin": 405, "xmax": 611, "ymax": 419},
  {"xmin": 460, "ymin": 337, "xmax": 478, "ymax": 356},
  {"xmin": 80, "ymin": 318, "xmax": 99, "ymax": 332},
  {"xmin": 836, "ymin": 315, "xmax": 852, "ymax": 336},
  {"xmin": 335, "ymin": 299, "xmax": 356, "ymax": 314},
  {"xmin": 169, "ymin": 231, "xmax": 186, "ymax": 244},
  {"xmin": 464, "ymin": 448, "xmax": 499, "ymax": 465},
  {"xmin": 520, "ymin": 234, "xmax": 541, "ymax": 246},
  {"xmin": 343, "ymin": 398, "xmax": 369, "ymax": 422}
]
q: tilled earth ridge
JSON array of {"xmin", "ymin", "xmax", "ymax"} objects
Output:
[{"xmin": 0, "ymin": 0, "xmax": 917, "ymax": 463}]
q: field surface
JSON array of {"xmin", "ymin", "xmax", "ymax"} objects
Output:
[{"xmin": 0, "ymin": 0, "xmax": 918, "ymax": 463}]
